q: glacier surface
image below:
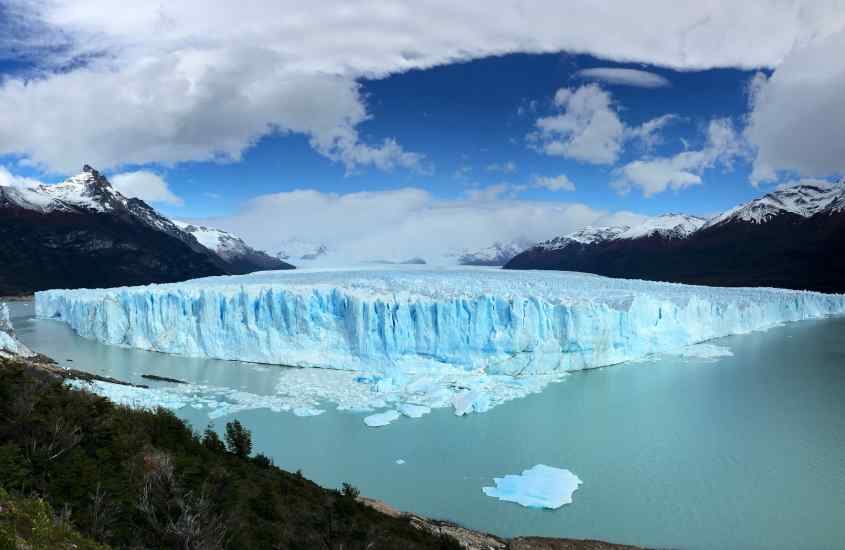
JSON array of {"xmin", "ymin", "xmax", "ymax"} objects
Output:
[
  {"xmin": 483, "ymin": 464, "xmax": 582, "ymax": 509},
  {"xmin": 36, "ymin": 267, "xmax": 845, "ymax": 374},
  {"xmin": 36, "ymin": 267, "xmax": 845, "ymax": 422}
]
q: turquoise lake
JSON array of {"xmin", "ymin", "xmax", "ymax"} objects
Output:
[{"xmin": 9, "ymin": 300, "xmax": 845, "ymax": 549}]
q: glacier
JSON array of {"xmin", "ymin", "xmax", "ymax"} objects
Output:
[
  {"xmin": 482, "ymin": 464, "xmax": 582, "ymax": 509},
  {"xmin": 35, "ymin": 267, "xmax": 845, "ymax": 374},
  {"xmin": 35, "ymin": 267, "xmax": 845, "ymax": 422}
]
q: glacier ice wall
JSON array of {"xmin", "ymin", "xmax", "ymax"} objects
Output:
[{"xmin": 35, "ymin": 267, "xmax": 845, "ymax": 375}]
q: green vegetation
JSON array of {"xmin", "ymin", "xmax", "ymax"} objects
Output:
[
  {"xmin": 0, "ymin": 359, "xmax": 465, "ymax": 549},
  {"xmin": 0, "ymin": 488, "xmax": 109, "ymax": 549}
]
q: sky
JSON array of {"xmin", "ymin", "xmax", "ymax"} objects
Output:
[{"xmin": 1, "ymin": 1, "xmax": 844, "ymax": 262}]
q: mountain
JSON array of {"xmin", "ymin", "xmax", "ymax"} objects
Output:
[
  {"xmin": 276, "ymin": 239, "xmax": 329, "ymax": 263},
  {"xmin": 0, "ymin": 165, "xmax": 229, "ymax": 294},
  {"xmin": 505, "ymin": 183, "xmax": 845, "ymax": 293},
  {"xmin": 457, "ymin": 239, "xmax": 533, "ymax": 266},
  {"xmin": 174, "ymin": 222, "xmax": 293, "ymax": 274}
]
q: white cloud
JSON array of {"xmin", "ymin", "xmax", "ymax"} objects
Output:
[
  {"xmin": 575, "ymin": 68, "xmax": 670, "ymax": 88},
  {"xmin": 110, "ymin": 171, "xmax": 184, "ymax": 206},
  {"xmin": 532, "ymin": 174, "xmax": 576, "ymax": 192},
  {"xmin": 626, "ymin": 114, "xmax": 679, "ymax": 150},
  {"xmin": 614, "ymin": 118, "xmax": 746, "ymax": 197},
  {"xmin": 202, "ymin": 187, "xmax": 646, "ymax": 263},
  {"xmin": 745, "ymin": 30, "xmax": 845, "ymax": 184},
  {"xmin": 532, "ymin": 84, "xmax": 625, "ymax": 164},
  {"xmin": 0, "ymin": 165, "xmax": 45, "ymax": 188},
  {"xmin": 486, "ymin": 161, "xmax": 517, "ymax": 174},
  {"xmin": 1, "ymin": 1, "xmax": 843, "ymax": 173},
  {"xmin": 531, "ymin": 85, "xmax": 678, "ymax": 164}
]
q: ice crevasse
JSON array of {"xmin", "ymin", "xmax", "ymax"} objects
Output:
[{"xmin": 35, "ymin": 267, "xmax": 845, "ymax": 376}]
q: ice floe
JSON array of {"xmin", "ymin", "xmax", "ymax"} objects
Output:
[
  {"xmin": 482, "ymin": 464, "xmax": 582, "ymax": 509},
  {"xmin": 364, "ymin": 410, "xmax": 400, "ymax": 427}
]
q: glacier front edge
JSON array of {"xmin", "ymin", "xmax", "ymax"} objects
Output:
[{"xmin": 34, "ymin": 267, "xmax": 845, "ymax": 375}]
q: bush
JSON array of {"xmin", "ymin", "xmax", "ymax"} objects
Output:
[
  {"xmin": 224, "ymin": 420, "xmax": 252, "ymax": 458},
  {"xmin": 340, "ymin": 483, "xmax": 360, "ymax": 500}
]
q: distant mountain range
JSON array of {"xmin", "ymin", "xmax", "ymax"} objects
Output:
[
  {"xmin": 506, "ymin": 180, "xmax": 845, "ymax": 293},
  {"xmin": 456, "ymin": 240, "xmax": 532, "ymax": 266},
  {"xmin": 0, "ymin": 166, "xmax": 291, "ymax": 294},
  {"xmin": 174, "ymin": 221, "xmax": 291, "ymax": 274}
]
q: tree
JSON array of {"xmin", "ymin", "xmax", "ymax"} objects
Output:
[
  {"xmin": 202, "ymin": 425, "xmax": 226, "ymax": 453},
  {"xmin": 224, "ymin": 420, "xmax": 252, "ymax": 458}
]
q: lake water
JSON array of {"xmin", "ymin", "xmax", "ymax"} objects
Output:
[{"xmin": 8, "ymin": 300, "xmax": 845, "ymax": 549}]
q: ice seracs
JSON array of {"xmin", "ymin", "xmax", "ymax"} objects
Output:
[
  {"xmin": 36, "ymin": 267, "xmax": 845, "ymax": 377},
  {"xmin": 483, "ymin": 465, "xmax": 582, "ymax": 509},
  {"xmin": 0, "ymin": 303, "xmax": 36, "ymax": 359}
]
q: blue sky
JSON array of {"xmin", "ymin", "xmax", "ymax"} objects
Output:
[
  {"xmin": 3, "ymin": 53, "xmax": 760, "ymax": 218},
  {"xmin": 0, "ymin": 2, "xmax": 843, "ymax": 260}
]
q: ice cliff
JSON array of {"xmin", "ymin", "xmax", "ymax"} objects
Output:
[{"xmin": 35, "ymin": 267, "xmax": 845, "ymax": 376}]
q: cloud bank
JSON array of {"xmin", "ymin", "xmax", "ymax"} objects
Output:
[
  {"xmin": 204, "ymin": 188, "xmax": 645, "ymax": 263},
  {"xmin": 1, "ymin": 1, "xmax": 843, "ymax": 174}
]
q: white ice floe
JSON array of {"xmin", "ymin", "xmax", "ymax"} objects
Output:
[
  {"xmin": 364, "ymin": 410, "xmax": 400, "ymax": 427},
  {"xmin": 482, "ymin": 464, "xmax": 582, "ymax": 509},
  {"xmin": 398, "ymin": 403, "xmax": 431, "ymax": 418},
  {"xmin": 395, "ymin": 459, "xmax": 406, "ymax": 465}
]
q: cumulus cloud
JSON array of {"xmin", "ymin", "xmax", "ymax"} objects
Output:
[
  {"xmin": 111, "ymin": 171, "xmax": 184, "ymax": 206},
  {"xmin": 531, "ymin": 85, "xmax": 679, "ymax": 165},
  {"xmin": 575, "ymin": 67, "xmax": 670, "ymax": 88},
  {"xmin": 613, "ymin": 118, "xmax": 746, "ymax": 197},
  {"xmin": 532, "ymin": 85, "xmax": 625, "ymax": 164},
  {"xmin": 200, "ymin": 187, "xmax": 645, "ymax": 263},
  {"xmin": 745, "ymin": 30, "xmax": 845, "ymax": 184},
  {"xmin": 1, "ymin": 1, "xmax": 843, "ymax": 173},
  {"xmin": 532, "ymin": 174, "xmax": 576, "ymax": 192}
]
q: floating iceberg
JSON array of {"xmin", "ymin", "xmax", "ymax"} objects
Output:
[
  {"xmin": 482, "ymin": 464, "xmax": 582, "ymax": 509},
  {"xmin": 364, "ymin": 410, "xmax": 400, "ymax": 427},
  {"xmin": 36, "ymin": 267, "xmax": 845, "ymax": 376}
]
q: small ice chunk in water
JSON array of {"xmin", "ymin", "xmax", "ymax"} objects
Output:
[
  {"xmin": 452, "ymin": 390, "xmax": 490, "ymax": 416},
  {"xmin": 398, "ymin": 403, "xmax": 431, "ymax": 418},
  {"xmin": 364, "ymin": 410, "xmax": 400, "ymax": 427},
  {"xmin": 395, "ymin": 459, "xmax": 406, "ymax": 465},
  {"xmin": 675, "ymin": 343, "xmax": 734, "ymax": 360},
  {"xmin": 482, "ymin": 464, "xmax": 582, "ymax": 509},
  {"xmin": 292, "ymin": 407, "xmax": 325, "ymax": 417}
]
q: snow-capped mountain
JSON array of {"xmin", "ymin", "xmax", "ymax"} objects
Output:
[
  {"xmin": 174, "ymin": 222, "xmax": 292, "ymax": 274},
  {"xmin": 276, "ymin": 239, "xmax": 329, "ymax": 263},
  {"xmin": 704, "ymin": 179, "xmax": 845, "ymax": 228},
  {"xmin": 457, "ymin": 240, "xmax": 532, "ymax": 266},
  {"xmin": 0, "ymin": 165, "xmax": 229, "ymax": 294},
  {"xmin": 506, "ymin": 182, "xmax": 845, "ymax": 292}
]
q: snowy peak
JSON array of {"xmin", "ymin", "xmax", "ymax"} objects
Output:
[
  {"xmin": 458, "ymin": 240, "xmax": 532, "ymax": 266},
  {"xmin": 537, "ymin": 225, "xmax": 630, "ymax": 250},
  {"xmin": 705, "ymin": 180, "xmax": 845, "ymax": 228},
  {"xmin": 174, "ymin": 221, "xmax": 292, "ymax": 273},
  {"xmin": 276, "ymin": 239, "xmax": 329, "ymax": 262},
  {"xmin": 174, "ymin": 222, "xmax": 249, "ymax": 261},
  {"xmin": 617, "ymin": 214, "xmax": 706, "ymax": 240}
]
